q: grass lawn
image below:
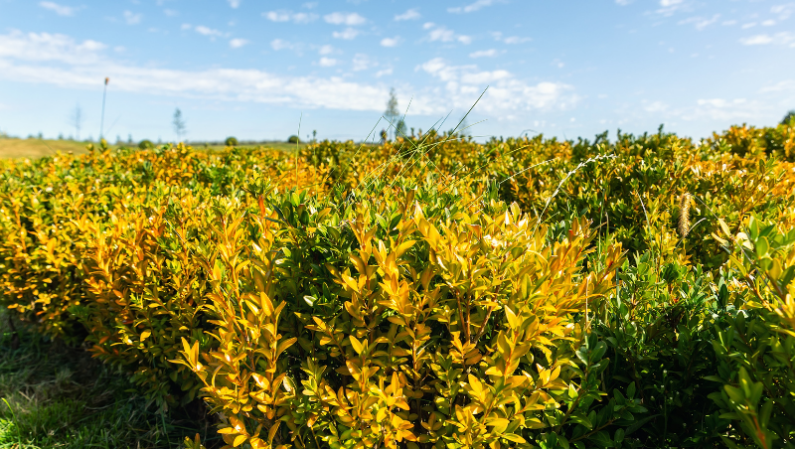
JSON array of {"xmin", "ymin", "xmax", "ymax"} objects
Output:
[
  {"xmin": 0, "ymin": 315, "xmax": 220, "ymax": 449},
  {"xmin": 0, "ymin": 139, "xmax": 95, "ymax": 159}
]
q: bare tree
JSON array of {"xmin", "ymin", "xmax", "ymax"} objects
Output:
[
  {"xmin": 69, "ymin": 105, "xmax": 83, "ymax": 141},
  {"xmin": 173, "ymin": 108, "xmax": 186, "ymax": 142}
]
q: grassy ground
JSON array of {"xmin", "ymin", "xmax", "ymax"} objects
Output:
[
  {"xmin": 0, "ymin": 138, "xmax": 307, "ymax": 159},
  {"xmin": 0, "ymin": 315, "xmax": 220, "ymax": 449},
  {"xmin": 0, "ymin": 139, "xmax": 96, "ymax": 159}
]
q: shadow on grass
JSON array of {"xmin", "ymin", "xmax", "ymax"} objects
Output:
[{"xmin": 0, "ymin": 314, "xmax": 221, "ymax": 449}]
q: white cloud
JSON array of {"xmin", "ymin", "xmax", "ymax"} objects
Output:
[
  {"xmin": 380, "ymin": 37, "xmax": 400, "ymax": 47},
  {"xmin": 124, "ymin": 11, "xmax": 142, "ymax": 25},
  {"xmin": 318, "ymin": 44, "xmax": 335, "ymax": 55},
  {"xmin": 760, "ymin": 79, "xmax": 795, "ymax": 93},
  {"xmin": 324, "ymin": 12, "xmax": 367, "ymax": 25},
  {"xmin": 722, "ymin": 20, "xmax": 737, "ymax": 26},
  {"xmin": 0, "ymin": 30, "xmax": 106, "ymax": 64},
  {"xmin": 740, "ymin": 32, "xmax": 795, "ymax": 46},
  {"xmin": 615, "ymin": 0, "xmax": 634, "ymax": 5},
  {"xmin": 418, "ymin": 57, "xmax": 577, "ymax": 114},
  {"xmin": 352, "ymin": 53, "xmax": 376, "ymax": 71},
  {"xmin": 679, "ymin": 14, "xmax": 720, "ymax": 30},
  {"xmin": 303, "ymin": 2, "xmax": 318, "ymax": 9},
  {"xmin": 395, "ymin": 8, "xmax": 421, "ymax": 21},
  {"xmin": 181, "ymin": 23, "xmax": 192, "ymax": 30},
  {"xmin": 333, "ymin": 28, "xmax": 360, "ymax": 40},
  {"xmin": 424, "ymin": 23, "xmax": 471, "ymax": 44},
  {"xmin": 318, "ymin": 57, "xmax": 337, "ymax": 67},
  {"xmin": 39, "ymin": 1, "xmax": 75, "ymax": 16},
  {"xmin": 229, "ymin": 38, "xmax": 248, "ymax": 48},
  {"xmin": 271, "ymin": 39, "xmax": 297, "ymax": 51},
  {"xmin": 448, "ymin": 0, "xmax": 499, "ymax": 14},
  {"xmin": 228, "ymin": 0, "xmax": 240, "ymax": 8},
  {"xmin": 164, "ymin": 9, "xmax": 178, "ymax": 17},
  {"xmin": 762, "ymin": 20, "xmax": 776, "ymax": 26},
  {"xmin": 491, "ymin": 32, "xmax": 531, "ymax": 44},
  {"xmin": 656, "ymin": 0, "xmax": 689, "ymax": 16},
  {"xmin": 194, "ymin": 25, "xmax": 224, "ymax": 38},
  {"xmin": 469, "ymin": 49, "xmax": 498, "ymax": 58},
  {"xmin": 375, "ymin": 68, "xmax": 393, "ymax": 77},
  {"xmin": 263, "ymin": 10, "xmax": 318, "ymax": 24},
  {"xmin": 0, "ymin": 30, "xmax": 580, "ymax": 119},
  {"xmin": 772, "ymin": 3, "xmax": 795, "ymax": 21}
]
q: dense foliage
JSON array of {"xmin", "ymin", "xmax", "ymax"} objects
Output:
[{"xmin": 1, "ymin": 121, "xmax": 795, "ymax": 449}]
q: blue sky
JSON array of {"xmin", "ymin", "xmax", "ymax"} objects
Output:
[{"xmin": 0, "ymin": 0, "xmax": 793, "ymax": 143}]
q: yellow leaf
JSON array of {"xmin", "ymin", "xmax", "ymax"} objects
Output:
[
  {"xmin": 140, "ymin": 330, "xmax": 151, "ymax": 342},
  {"xmin": 232, "ymin": 434, "xmax": 248, "ymax": 447},
  {"xmin": 350, "ymin": 336, "xmax": 364, "ymax": 355}
]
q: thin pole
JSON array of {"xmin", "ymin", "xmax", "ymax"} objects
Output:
[{"xmin": 100, "ymin": 77, "xmax": 109, "ymax": 140}]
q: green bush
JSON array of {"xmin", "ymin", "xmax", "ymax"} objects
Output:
[
  {"xmin": 287, "ymin": 135, "xmax": 300, "ymax": 144},
  {"xmin": 224, "ymin": 136, "xmax": 238, "ymax": 146},
  {"xmin": 0, "ymin": 124, "xmax": 794, "ymax": 448},
  {"xmin": 138, "ymin": 139, "xmax": 154, "ymax": 150}
]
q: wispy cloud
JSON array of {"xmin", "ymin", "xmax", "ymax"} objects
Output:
[
  {"xmin": 263, "ymin": 10, "xmax": 318, "ymax": 24},
  {"xmin": 318, "ymin": 57, "xmax": 337, "ymax": 67},
  {"xmin": 333, "ymin": 28, "xmax": 360, "ymax": 40},
  {"xmin": 655, "ymin": 0, "xmax": 690, "ymax": 16},
  {"xmin": 615, "ymin": 0, "xmax": 634, "ymax": 5},
  {"xmin": 227, "ymin": 0, "xmax": 240, "ymax": 8},
  {"xmin": 39, "ymin": 1, "xmax": 75, "ymax": 16},
  {"xmin": 771, "ymin": 3, "xmax": 795, "ymax": 21},
  {"xmin": 123, "ymin": 11, "xmax": 142, "ymax": 25},
  {"xmin": 448, "ymin": 0, "xmax": 499, "ymax": 14},
  {"xmin": 352, "ymin": 54, "xmax": 376, "ymax": 71},
  {"xmin": 270, "ymin": 39, "xmax": 298, "ymax": 51},
  {"xmin": 395, "ymin": 8, "xmax": 420, "ymax": 21},
  {"xmin": 0, "ymin": 30, "xmax": 106, "ymax": 64},
  {"xmin": 318, "ymin": 44, "xmax": 335, "ymax": 55},
  {"xmin": 324, "ymin": 12, "xmax": 367, "ymax": 25},
  {"xmin": 194, "ymin": 26, "xmax": 225, "ymax": 38},
  {"xmin": 419, "ymin": 57, "xmax": 577, "ymax": 115},
  {"xmin": 163, "ymin": 9, "xmax": 178, "ymax": 17},
  {"xmin": 380, "ymin": 37, "xmax": 400, "ymax": 47},
  {"xmin": 491, "ymin": 32, "xmax": 531, "ymax": 44},
  {"xmin": 469, "ymin": 49, "xmax": 499, "ymax": 58},
  {"xmin": 424, "ymin": 23, "xmax": 471, "ymax": 44},
  {"xmin": 740, "ymin": 32, "xmax": 795, "ymax": 46},
  {"xmin": 0, "ymin": 31, "xmax": 579, "ymax": 118},
  {"xmin": 678, "ymin": 14, "xmax": 720, "ymax": 30},
  {"xmin": 229, "ymin": 38, "xmax": 248, "ymax": 48}
]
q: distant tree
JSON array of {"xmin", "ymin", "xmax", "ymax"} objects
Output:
[
  {"xmin": 173, "ymin": 108, "xmax": 187, "ymax": 142},
  {"xmin": 128, "ymin": 134, "xmax": 133, "ymax": 144},
  {"xmin": 458, "ymin": 115, "xmax": 471, "ymax": 137},
  {"xmin": 58, "ymin": 133, "xmax": 64, "ymax": 140},
  {"xmin": 225, "ymin": 136, "xmax": 238, "ymax": 146},
  {"xmin": 69, "ymin": 105, "xmax": 83, "ymax": 141},
  {"xmin": 139, "ymin": 139, "xmax": 154, "ymax": 150},
  {"xmin": 782, "ymin": 110, "xmax": 795, "ymax": 125},
  {"xmin": 395, "ymin": 119, "xmax": 407, "ymax": 139},
  {"xmin": 288, "ymin": 135, "xmax": 300, "ymax": 144},
  {"xmin": 384, "ymin": 88, "xmax": 399, "ymax": 140},
  {"xmin": 380, "ymin": 129, "xmax": 387, "ymax": 144},
  {"xmin": 312, "ymin": 130, "xmax": 317, "ymax": 142}
]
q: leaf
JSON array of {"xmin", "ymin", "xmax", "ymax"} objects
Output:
[
  {"xmin": 502, "ymin": 434, "xmax": 527, "ymax": 444},
  {"xmin": 233, "ymin": 434, "xmax": 248, "ymax": 447},
  {"xmin": 349, "ymin": 336, "xmax": 364, "ymax": 355},
  {"xmin": 140, "ymin": 330, "xmax": 151, "ymax": 342}
]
